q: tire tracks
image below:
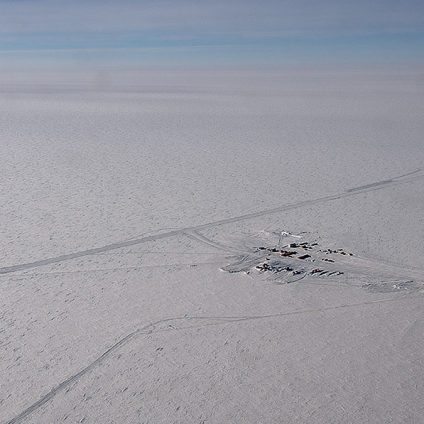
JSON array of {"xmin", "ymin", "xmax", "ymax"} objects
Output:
[
  {"xmin": 4, "ymin": 295, "xmax": 415, "ymax": 424},
  {"xmin": 184, "ymin": 230, "xmax": 246, "ymax": 254},
  {"xmin": 1, "ymin": 168, "xmax": 422, "ymax": 276}
]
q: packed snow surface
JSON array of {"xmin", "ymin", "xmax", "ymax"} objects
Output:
[{"xmin": 1, "ymin": 70, "xmax": 424, "ymax": 423}]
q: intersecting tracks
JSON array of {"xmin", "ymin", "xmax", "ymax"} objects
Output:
[
  {"xmin": 3, "ymin": 168, "xmax": 424, "ymax": 423},
  {"xmin": 1, "ymin": 168, "xmax": 422, "ymax": 276}
]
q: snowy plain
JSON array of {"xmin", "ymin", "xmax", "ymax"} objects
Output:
[{"xmin": 0, "ymin": 69, "xmax": 424, "ymax": 423}]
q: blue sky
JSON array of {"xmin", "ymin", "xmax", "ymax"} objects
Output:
[{"xmin": 1, "ymin": 0, "xmax": 423, "ymax": 69}]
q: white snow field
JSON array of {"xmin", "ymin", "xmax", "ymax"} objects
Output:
[{"xmin": 1, "ymin": 70, "xmax": 424, "ymax": 423}]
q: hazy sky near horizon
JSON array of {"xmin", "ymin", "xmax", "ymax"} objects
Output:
[{"xmin": 1, "ymin": 0, "xmax": 423, "ymax": 69}]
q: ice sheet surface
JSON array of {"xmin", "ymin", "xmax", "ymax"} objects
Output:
[{"xmin": 1, "ymin": 70, "xmax": 424, "ymax": 423}]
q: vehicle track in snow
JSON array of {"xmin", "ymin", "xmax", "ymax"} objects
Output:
[
  {"xmin": 0, "ymin": 168, "xmax": 422, "ymax": 276},
  {"xmin": 4, "ymin": 295, "xmax": 416, "ymax": 424}
]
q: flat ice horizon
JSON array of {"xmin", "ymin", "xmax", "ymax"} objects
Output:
[{"xmin": 1, "ymin": 69, "xmax": 423, "ymax": 423}]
